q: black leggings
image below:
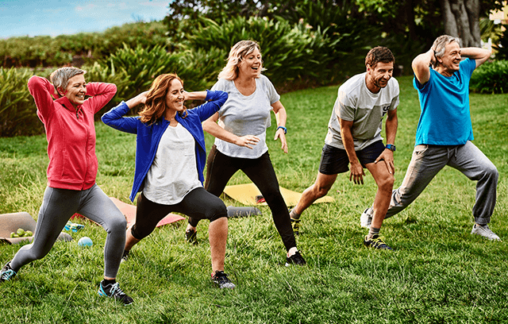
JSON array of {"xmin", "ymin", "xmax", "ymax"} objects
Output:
[
  {"xmin": 189, "ymin": 145, "xmax": 297, "ymax": 251},
  {"xmin": 132, "ymin": 187, "xmax": 227, "ymax": 240}
]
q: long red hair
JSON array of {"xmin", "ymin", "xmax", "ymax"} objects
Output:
[{"xmin": 139, "ymin": 74, "xmax": 188, "ymax": 124}]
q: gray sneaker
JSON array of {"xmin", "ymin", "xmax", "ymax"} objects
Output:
[
  {"xmin": 471, "ymin": 224, "xmax": 501, "ymax": 241},
  {"xmin": 360, "ymin": 207, "xmax": 373, "ymax": 228}
]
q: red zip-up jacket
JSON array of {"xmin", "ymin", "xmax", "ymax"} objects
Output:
[{"xmin": 28, "ymin": 76, "xmax": 117, "ymax": 190}]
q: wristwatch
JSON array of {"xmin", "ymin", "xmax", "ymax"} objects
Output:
[
  {"xmin": 386, "ymin": 144, "xmax": 396, "ymax": 152},
  {"xmin": 277, "ymin": 126, "xmax": 287, "ymax": 134}
]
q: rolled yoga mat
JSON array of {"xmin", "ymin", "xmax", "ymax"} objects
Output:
[{"xmin": 227, "ymin": 206, "xmax": 262, "ymax": 218}]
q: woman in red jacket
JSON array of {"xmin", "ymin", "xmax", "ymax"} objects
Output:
[{"xmin": 0, "ymin": 67, "xmax": 133, "ymax": 305}]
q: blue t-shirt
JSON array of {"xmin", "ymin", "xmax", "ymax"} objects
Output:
[{"xmin": 413, "ymin": 58, "xmax": 476, "ymax": 146}]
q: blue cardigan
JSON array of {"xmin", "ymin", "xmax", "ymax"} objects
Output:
[{"xmin": 101, "ymin": 90, "xmax": 228, "ymax": 202}]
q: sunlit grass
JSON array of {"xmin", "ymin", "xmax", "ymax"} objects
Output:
[{"xmin": 0, "ymin": 76, "xmax": 507, "ymax": 323}]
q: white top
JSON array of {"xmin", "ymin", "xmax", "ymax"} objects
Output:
[
  {"xmin": 211, "ymin": 74, "xmax": 280, "ymax": 159},
  {"xmin": 325, "ymin": 72, "xmax": 399, "ymax": 150},
  {"xmin": 143, "ymin": 123, "xmax": 202, "ymax": 205}
]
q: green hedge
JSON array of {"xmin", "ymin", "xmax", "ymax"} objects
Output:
[
  {"xmin": 0, "ymin": 68, "xmax": 44, "ymax": 137},
  {"xmin": 470, "ymin": 60, "xmax": 508, "ymax": 94},
  {"xmin": 0, "ymin": 21, "xmax": 168, "ymax": 68}
]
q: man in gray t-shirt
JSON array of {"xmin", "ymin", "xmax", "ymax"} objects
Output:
[{"xmin": 290, "ymin": 47, "xmax": 399, "ymax": 250}]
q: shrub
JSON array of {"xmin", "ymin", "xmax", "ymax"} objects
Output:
[
  {"xmin": 0, "ymin": 21, "xmax": 168, "ymax": 67},
  {"xmin": 184, "ymin": 16, "xmax": 332, "ymax": 86},
  {"xmin": 470, "ymin": 60, "xmax": 508, "ymax": 94},
  {"xmin": 0, "ymin": 68, "xmax": 44, "ymax": 137}
]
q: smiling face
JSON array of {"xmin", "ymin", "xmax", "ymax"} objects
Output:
[
  {"xmin": 438, "ymin": 41, "xmax": 461, "ymax": 73},
  {"xmin": 63, "ymin": 74, "xmax": 86, "ymax": 107},
  {"xmin": 165, "ymin": 79, "xmax": 185, "ymax": 114},
  {"xmin": 238, "ymin": 48, "xmax": 262, "ymax": 78},
  {"xmin": 366, "ymin": 61, "xmax": 393, "ymax": 92}
]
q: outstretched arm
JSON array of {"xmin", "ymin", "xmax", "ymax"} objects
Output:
[
  {"xmin": 460, "ymin": 47, "xmax": 491, "ymax": 68},
  {"xmin": 412, "ymin": 49, "xmax": 436, "ymax": 85}
]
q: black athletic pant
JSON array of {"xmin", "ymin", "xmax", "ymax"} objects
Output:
[
  {"xmin": 132, "ymin": 187, "xmax": 227, "ymax": 240},
  {"xmin": 189, "ymin": 145, "xmax": 297, "ymax": 251}
]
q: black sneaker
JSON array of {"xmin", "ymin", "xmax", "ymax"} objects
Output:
[
  {"xmin": 285, "ymin": 251, "xmax": 306, "ymax": 266},
  {"xmin": 185, "ymin": 228, "xmax": 197, "ymax": 245},
  {"xmin": 290, "ymin": 217, "xmax": 301, "ymax": 235},
  {"xmin": 0, "ymin": 261, "xmax": 17, "ymax": 282},
  {"xmin": 121, "ymin": 250, "xmax": 130, "ymax": 263},
  {"xmin": 211, "ymin": 271, "xmax": 235, "ymax": 289},
  {"xmin": 98, "ymin": 281, "xmax": 134, "ymax": 305},
  {"xmin": 363, "ymin": 234, "xmax": 393, "ymax": 250}
]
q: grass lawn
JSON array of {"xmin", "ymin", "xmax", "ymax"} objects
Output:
[{"xmin": 1, "ymin": 75, "xmax": 507, "ymax": 323}]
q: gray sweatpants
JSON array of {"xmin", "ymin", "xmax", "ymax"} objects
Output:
[
  {"xmin": 10, "ymin": 184, "xmax": 127, "ymax": 278},
  {"xmin": 385, "ymin": 141, "xmax": 498, "ymax": 224}
]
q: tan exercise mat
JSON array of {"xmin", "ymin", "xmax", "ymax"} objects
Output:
[
  {"xmin": 0, "ymin": 212, "xmax": 72, "ymax": 244},
  {"xmin": 223, "ymin": 183, "xmax": 334, "ymax": 207}
]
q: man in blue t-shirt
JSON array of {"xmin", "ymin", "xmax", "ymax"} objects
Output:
[{"xmin": 360, "ymin": 35, "xmax": 500, "ymax": 241}]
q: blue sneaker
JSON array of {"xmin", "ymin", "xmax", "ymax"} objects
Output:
[
  {"xmin": 0, "ymin": 262, "xmax": 17, "ymax": 282},
  {"xmin": 64, "ymin": 221, "xmax": 85, "ymax": 232},
  {"xmin": 98, "ymin": 281, "xmax": 133, "ymax": 305}
]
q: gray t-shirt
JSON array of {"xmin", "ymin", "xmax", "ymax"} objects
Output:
[
  {"xmin": 211, "ymin": 74, "xmax": 280, "ymax": 159},
  {"xmin": 143, "ymin": 123, "xmax": 202, "ymax": 205},
  {"xmin": 325, "ymin": 72, "xmax": 399, "ymax": 150}
]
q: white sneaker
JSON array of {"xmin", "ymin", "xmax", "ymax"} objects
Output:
[
  {"xmin": 471, "ymin": 224, "xmax": 501, "ymax": 241},
  {"xmin": 360, "ymin": 207, "xmax": 373, "ymax": 228}
]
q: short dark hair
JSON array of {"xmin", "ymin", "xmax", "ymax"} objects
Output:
[{"xmin": 365, "ymin": 47, "xmax": 395, "ymax": 68}]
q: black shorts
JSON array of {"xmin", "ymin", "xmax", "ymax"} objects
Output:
[{"xmin": 318, "ymin": 141, "xmax": 385, "ymax": 175}]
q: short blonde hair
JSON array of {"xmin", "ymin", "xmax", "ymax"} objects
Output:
[
  {"xmin": 50, "ymin": 67, "xmax": 86, "ymax": 93},
  {"xmin": 218, "ymin": 40, "xmax": 262, "ymax": 81}
]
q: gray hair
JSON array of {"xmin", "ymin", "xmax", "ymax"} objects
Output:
[
  {"xmin": 432, "ymin": 35, "xmax": 461, "ymax": 68},
  {"xmin": 218, "ymin": 40, "xmax": 263, "ymax": 80},
  {"xmin": 50, "ymin": 67, "xmax": 86, "ymax": 94}
]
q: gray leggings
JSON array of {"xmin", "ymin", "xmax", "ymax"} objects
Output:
[
  {"xmin": 386, "ymin": 141, "xmax": 498, "ymax": 224},
  {"xmin": 10, "ymin": 184, "xmax": 127, "ymax": 278}
]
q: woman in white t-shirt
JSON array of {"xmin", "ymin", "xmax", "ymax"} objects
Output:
[{"xmin": 185, "ymin": 40, "xmax": 306, "ymax": 266}]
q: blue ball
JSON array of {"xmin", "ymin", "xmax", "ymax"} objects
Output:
[{"xmin": 78, "ymin": 237, "xmax": 93, "ymax": 247}]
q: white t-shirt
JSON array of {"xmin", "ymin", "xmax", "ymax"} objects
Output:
[
  {"xmin": 211, "ymin": 74, "xmax": 280, "ymax": 159},
  {"xmin": 325, "ymin": 72, "xmax": 399, "ymax": 150},
  {"xmin": 143, "ymin": 123, "xmax": 202, "ymax": 205}
]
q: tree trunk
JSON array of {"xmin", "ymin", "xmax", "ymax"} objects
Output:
[{"xmin": 440, "ymin": 0, "xmax": 481, "ymax": 47}]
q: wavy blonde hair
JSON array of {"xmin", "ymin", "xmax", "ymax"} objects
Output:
[
  {"xmin": 218, "ymin": 40, "xmax": 263, "ymax": 81},
  {"xmin": 139, "ymin": 74, "xmax": 187, "ymax": 124}
]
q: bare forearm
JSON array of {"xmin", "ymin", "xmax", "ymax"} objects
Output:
[
  {"xmin": 125, "ymin": 93, "xmax": 146, "ymax": 109},
  {"xmin": 385, "ymin": 115, "xmax": 398, "ymax": 145},
  {"xmin": 203, "ymin": 121, "xmax": 241, "ymax": 144},
  {"xmin": 186, "ymin": 91, "xmax": 208, "ymax": 101},
  {"xmin": 461, "ymin": 47, "xmax": 491, "ymax": 60},
  {"xmin": 276, "ymin": 108, "xmax": 287, "ymax": 127},
  {"xmin": 412, "ymin": 49, "xmax": 434, "ymax": 69},
  {"xmin": 341, "ymin": 128, "xmax": 359, "ymax": 164}
]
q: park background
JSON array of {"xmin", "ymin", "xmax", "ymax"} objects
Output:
[{"xmin": 1, "ymin": 0, "xmax": 508, "ymax": 323}]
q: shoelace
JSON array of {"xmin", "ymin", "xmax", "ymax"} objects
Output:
[
  {"xmin": 108, "ymin": 283, "xmax": 126, "ymax": 297},
  {"xmin": 1, "ymin": 269, "xmax": 15, "ymax": 280}
]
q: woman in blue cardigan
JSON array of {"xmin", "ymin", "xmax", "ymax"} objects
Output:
[{"xmin": 102, "ymin": 74, "xmax": 235, "ymax": 288}]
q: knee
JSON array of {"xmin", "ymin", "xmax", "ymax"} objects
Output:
[
  {"xmin": 208, "ymin": 203, "xmax": 228, "ymax": 223},
  {"xmin": 106, "ymin": 213, "xmax": 127, "ymax": 233},
  {"xmin": 378, "ymin": 175, "xmax": 395, "ymax": 193},
  {"xmin": 483, "ymin": 164, "xmax": 499, "ymax": 181},
  {"xmin": 312, "ymin": 184, "xmax": 331, "ymax": 198}
]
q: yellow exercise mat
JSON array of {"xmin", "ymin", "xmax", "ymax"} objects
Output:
[{"xmin": 223, "ymin": 183, "xmax": 334, "ymax": 207}]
